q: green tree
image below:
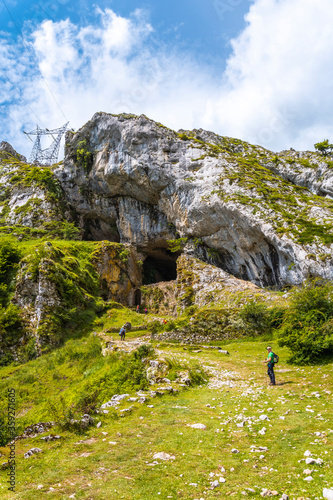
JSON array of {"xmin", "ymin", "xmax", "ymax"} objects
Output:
[
  {"xmin": 314, "ymin": 139, "xmax": 333, "ymax": 156},
  {"xmin": 278, "ymin": 279, "xmax": 333, "ymax": 364}
]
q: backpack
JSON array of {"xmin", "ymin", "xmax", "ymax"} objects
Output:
[
  {"xmin": 273, "ymin": 352, "xmax": 279, "ymax": 364},
  {"xmin": 119, "ymin": 328, "xmax": 124, "ymax": 336}
]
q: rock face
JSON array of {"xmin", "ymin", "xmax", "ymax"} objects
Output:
[
  {"xmin": 91, "ymin": 241, "xmax": 142, "ymax": 305},
  {"xmin": 0, "ymin": 141, "xmax": 26, "ymax": 162},
  {"xmin": 142, "ymin": 254, "xmax": 260, "ymax": 316},
  {"xmin": 53, "ymin": 112, "xmax": 333, "ymax": 288},
  {"xmin": 2, "ymin": 112, "xmax": 333, "ymax": 289},
  {"xmin": 13, "ymin": 240, "xmax": 143, "ymax": 351},
  {"xmin": 0, "ymin": 152, "xmax": 70, "ymax": 236}
]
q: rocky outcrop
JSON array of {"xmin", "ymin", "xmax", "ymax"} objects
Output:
[
  {"xmin": 91, "ymin": 241, "xmax": 142, "ymax": 305},
  {"xmin": 0, "ymin": 156, "xmax": 71, "ymax": 236},
  {"xmin": 142, "ymin": 255, "xmax": 260, "ymax": 316},
  {"xmin": 0, "ymin": 141, "xmax": 26, "ymax": 162},
  {"xmin": 175, "ymin": 254, "xmax": 260, "ymax": 309},
  {"xmin": 52, "ymin": 112, "xmax": 333, "ymax": 288},
  {"xmin": 13, "ymin": 240, "xmax": 143, "ymax": 349},
  {"xmin": 2, "ymin": 113, "xmax": 333, "ymax": 288}
]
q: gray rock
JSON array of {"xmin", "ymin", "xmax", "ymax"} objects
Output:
[
  {"xmin": 323, "ymin": 488, "xmax": 333, "ymax": 500},
  {"xmin": 54, "ymin": 112, "xmax": 333, "ymax": 288},
  {"xmin": 153, "ymin": 452, "xmax": 175, "ymax": 461},
  {"xmin": 24, "ymin": 448, "xmax": 42, "ymax": 458},
  {"xmin": 40, "ymin": 435, "xmax": 61, "ymax": 442}
]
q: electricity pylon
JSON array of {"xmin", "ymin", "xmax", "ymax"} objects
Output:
[{"xmin": 24, "ymin": 122, "xmax": 69, "ymax": 164}]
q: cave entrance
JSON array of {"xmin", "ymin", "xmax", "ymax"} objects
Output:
[
  {"xmin": 143, "ymin": 255, "xmax": 177, "ymax": 285},
  {"xmin": 134, "ymin": 289, "xmax": 141, "ymax": 305}
]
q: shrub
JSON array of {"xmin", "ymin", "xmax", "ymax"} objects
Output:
[
  {"xmin": 0, "ymin": 236, "xmax": 21, "ymax": 306},
  {"xmin": 278, "ymin": 279, "xmax": 333, "ymax": 364},
  {"xmin": 0, "ymin": 304, "xmax": 25, "ymax": 349},
  {"xmin": 76, "ymin": 139, "xmax": 94, "ymax": 172},
  {"xmin": 239, "ymin": 301, "xmax": 271, "ymax": 334}
]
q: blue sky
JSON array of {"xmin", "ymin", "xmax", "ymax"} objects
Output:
[
  {"xmin": 1, "ymin": 0, "xmax": 333, "ymax": 157},
  {"xmin": 1, "ymin": 0, "xmax": 252, "ymax": 64}
]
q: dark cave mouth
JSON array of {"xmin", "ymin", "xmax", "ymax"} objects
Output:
[{"xmin": 143, "ymin": 255, "xmax": 177, "ymax": 285}]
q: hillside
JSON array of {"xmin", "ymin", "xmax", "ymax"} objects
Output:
[{"xmin": 0, "ymin": 330, "xmax": 332, "ymax": 499}]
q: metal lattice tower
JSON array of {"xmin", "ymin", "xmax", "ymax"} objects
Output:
[{"xmin": 24, "ymin": 122, "xmax": 69, "ymax": 164}]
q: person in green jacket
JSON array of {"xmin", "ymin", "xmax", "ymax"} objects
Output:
[{"xmin": 264, "ymin": 346, "xmax": 276, "ymax": 385}]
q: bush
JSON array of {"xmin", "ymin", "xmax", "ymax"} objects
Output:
[
  {"xmin": 239, "ymin": 301, "xmax": 271, "ymax": 334},
  {"xmin": 239, "ymin": 301, "xmax": 286, "ymax": 335},
  {"xmin": 0, "ymin": 236, "xmax": 21, "ymax": 306},
  {"xmin": 0, "ymin": 304, "xmax": 25, "ymax": 349},
  {"xmin": 278, "ymin": 279, "xmax": 333, "ymax": 364}
]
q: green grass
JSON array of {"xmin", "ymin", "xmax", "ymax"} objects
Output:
[{"xmin": 0, "ymin": 336, "xmax": 332, "ymax": 499}]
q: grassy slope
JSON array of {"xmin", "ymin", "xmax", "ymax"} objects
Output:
[{"xmin": 0, "ymin": 330, "xmax": 332, "ymax": 500}]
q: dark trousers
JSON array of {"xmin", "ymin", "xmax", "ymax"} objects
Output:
[
  {"xmin": 120, "ymin": 334, "xmax": 125, "ymax": 341},
  {"xmin": 267, "ymin": 363, "xmax": 275, "ymax": 384}
]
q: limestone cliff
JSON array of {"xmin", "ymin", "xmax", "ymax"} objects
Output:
[
  {"xmin": 2, "ymin": 113, "xmax": 333, "ymax": 289},
  {"xmin": 54, "ymin": 113, "xmax": 333, "ymax": 288}
]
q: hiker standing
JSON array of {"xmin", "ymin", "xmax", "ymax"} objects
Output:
[
  {"xmin": 119, "ymin": 327, "xmax": 126, "ymax": 341},
  {"xmin": 264, "ymin": 346, "xmax": 276, "ymax": 385},
  {"xmin": 136, "ymin": 305, "xmax": 140, "ymax": 313},
  {"xmin": 144, "ymin": 308, "xmax": 148, "ymax": 315}
]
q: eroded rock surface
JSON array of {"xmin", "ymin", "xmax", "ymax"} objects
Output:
[{"xmin": 54, "ymin": 113, "xmax": 333, "ymax": 287}]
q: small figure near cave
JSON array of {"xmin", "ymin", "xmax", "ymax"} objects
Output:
[{"xmin": 119, "ymin": 326, "xmax": 126, "ymax": 341}]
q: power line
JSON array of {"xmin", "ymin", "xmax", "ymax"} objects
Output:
[
  {"xmin": 0, "ymin": 105, "xmax": 32, "ymax": 145},
  {"xmin": 1, "ymin": 0, "xmax": 69, "ymax": 123},
  {"xmin": 1, "ymin": 72, "xmax": 48, "ymax": 129}
]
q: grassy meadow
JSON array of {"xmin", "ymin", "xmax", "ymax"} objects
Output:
[{"xmin": 0, "ymin": 323, "xmax": 332, "ymax": 499}]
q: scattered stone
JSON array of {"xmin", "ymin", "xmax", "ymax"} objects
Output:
[
  {"xmin": 189, "ymin": 424, "xmax": 206, "ymax": 430},
  {"xmin": 16, "ymin": 422, "xmax": 55, "ymax": 440},
  {"xmin": 303, "ymin": 469, "xmax": 312, "ymax": 475},
  {"xmin": 96, "ymin": 422, "xmax": 102, "ymax": 428},
  {"xmin": 259, "ymin": 415, "xmax": 268, "ymax": 421},
  {"xmin": 323, "ymin": 488, "xmax": 333, "ymax": 500},
  {"xmin": 304, "ymin": 476, "xmax": 313, "ymax": 482},
  {"xmin": 37, "ymin": 485, "xmax": 43, "ymax": 490},
  {"xmin": 211, "ymin": 480, "xmax": 220, "ymax": 489},
  {"xmin": 153, "ymin": 452, "xmax": 175, "ymax": 461},
  {"xmin": 24, "ymin": 448, "xmax": 42, "ymax": 458},
  {"xmin": 40, "ymin": 435, "xmax": 61, "ymax": 442},
  {"xmin": 231, "ymin": 449, "xmax": 239, "ymax": 454},
  {"xmin": 259, "ymin": 427, "xmax": 266, "ymax": 435},
  {"xmin": 260, "ymin": 490, "xmax": 278, "ymax": 497},
  {"xmin": 304, "ymin": 450, "xmax": 312, "ymax": 457}
]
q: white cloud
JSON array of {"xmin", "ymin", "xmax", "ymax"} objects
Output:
[
  {"xmin": 208, "ymin": 0, "xmax": 333, "ymax": 150},
  {"xmin": 1, "ymin": 1, "xmax": 333, "ymax": 158}
]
